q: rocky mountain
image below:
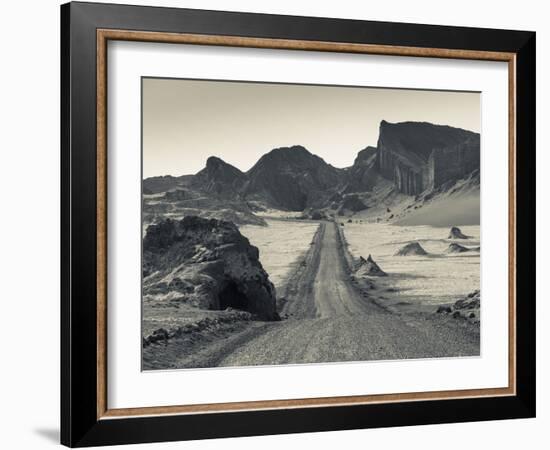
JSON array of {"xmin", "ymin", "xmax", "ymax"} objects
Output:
[
  {"xmin": 143, "ymin": 216, "xmax": 279, "ymax": 320},
  {"xmin": 244, "ymin": 145, "xmax": 345, "ymax": 211},
  {"xmin": 191, "ymin": 156, "xmax": 247, "ymax": 198},
  {"xmin": 376, "ymin": 120, "xmax": 479, "ymax": 195},
  {"xmin": 143, "ymin": 120, "xmax": 481, "ymax": 222}
]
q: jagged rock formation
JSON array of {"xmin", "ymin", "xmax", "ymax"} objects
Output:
[
  {"xmin": 376, "ymin": 120, "xmax": 479, "ymax": 195},
  {"xmin": 191, "ymin": 156, "xmax": 247, "ymax": 198},
  {"xmin": 355, "ymin": 254, "xmax": 387, "ymax": 277},
  {"xmin": 448, "ymin": 226, "xmax": 470, "ymax": 239},
  {"xmin": 143, "ymin": 216, "xmax": 279, "ymax": 320},
  {"xmin": 143, "ymin": 121, "xmax": 481, "ymax": 221},
  {"xmin": 395, "ymin": 242, "xmax": 428, "ymax": 256},
  {"xmin": 244, "ymin": 145, "xmax": 344, "ymax": 211}
]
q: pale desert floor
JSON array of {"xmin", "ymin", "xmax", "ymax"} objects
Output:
[
  {"xmin": 343, "ymin": 223, "xmax": 480, "ymax": 309},
  {"xmin": 239, "ymin": 219, "xmax": 319, "ymax": 290}
]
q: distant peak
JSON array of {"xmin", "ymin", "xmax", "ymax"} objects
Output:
[
  {"xmin": 206, "ymin": 156, "xmax": 227, "ymax": 167},
  {"xmin": 268, "ymin": 145, "xmax": 311, "ymax": 156}
]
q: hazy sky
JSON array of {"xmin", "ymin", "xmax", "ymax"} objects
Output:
[{"xmin": 142, "ymin": 78, "xmax": 480, "ymax": 178}]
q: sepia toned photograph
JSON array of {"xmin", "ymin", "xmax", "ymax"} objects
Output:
[{"xmin": 141, "ymin": 77, "xmax": 481, "ymax": 370}]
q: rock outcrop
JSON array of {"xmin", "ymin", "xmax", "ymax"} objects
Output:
[
  {"xmin": 244, "ymin": 145, "xmax": 345, "ymax": 211},
  {"xmin": 436, "ymin": 290, "xmax": 480, "ymax": 322},
  {"xmin": 143, "ymin": 216, "xmax": 279, "ymax": 320},
  {"xmin": 355, "ymin": 254, "xmax": 387, "ymax": 277},
  {"xmin": 376, "ymin": 120, "xmax": 479, "ymax": 195},
  {"xmin": 395, "ymin": 242, "xmax": 428, "ymax": 256},
  {"xmin": 448, "ymin": 226, "xmax": 470, "ymax": 239}
]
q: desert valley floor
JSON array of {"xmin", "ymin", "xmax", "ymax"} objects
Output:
[
  {"xmin": 141, "ymin": 120, "xmax": 482, "ymax": 370},
  {"xmin": 142, "ymin": 217, "xmax": 480, "ymax": 369}
]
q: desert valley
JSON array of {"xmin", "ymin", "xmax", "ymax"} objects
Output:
[{"xmin": 142, "ymin": 120, "xmax": 481, "ymax": 369}]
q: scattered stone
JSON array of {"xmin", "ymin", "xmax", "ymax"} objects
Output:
[
  {"xmin": 395, "ymin": 242, "xmax": 428, "ymax": 256},
  {"xmin": 448, "ymin": 226, "xmax": 470, "ymax": 239},
  {"xmin": 355, "ymin": 254, "xmax": 387, "ymax": 277},
  {"xmin": 435, "ymin": 290, "xmax": 480, "ymax": 323},
  {"xmin": 454, "ymin": 290, "xmax": 480, "ymax": 310}
]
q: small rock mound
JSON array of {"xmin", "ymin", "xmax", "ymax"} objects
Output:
[
  {"xmin": 395, "ymin": 242, "xmax": 427, "ymax": 256},
  {"xmin": 355, "ymin": 254, "xmax": 387, "ymax": 277},
  {"xmin": 448, "ymin": 226, "xmax": 470, "ymax": 239},
  {"xmin": 446, "ymin": 243, "xmax": 470, "ymax": 253}
]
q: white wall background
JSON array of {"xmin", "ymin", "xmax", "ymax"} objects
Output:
[{"xmin": 0, "ymin": 1, "xmax": 546, "ymax": 449}]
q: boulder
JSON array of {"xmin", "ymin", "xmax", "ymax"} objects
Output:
[
  {"xmin": 143, "ymin": 216, "xmax": 279, "ymax": 320},
  {"xmin": 355, "ymin": 254, "xmax": 387, "ymax": 277},
  {"xmin": 395, "ymin": 242, "xmax": 428, "ymax": 256},
  {"xmin": 448, "ymin": 226, "xmax": 470, "ymax": 239}
]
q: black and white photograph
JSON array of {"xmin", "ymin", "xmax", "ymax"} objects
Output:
[{"xmin": 141, "ymin": 78, "xmax": 482, "ymax": 370}]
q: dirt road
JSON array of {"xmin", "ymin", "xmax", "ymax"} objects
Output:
[{"xmin": 162, "ymin": 221, "xmax": 479, "ymax": 369}]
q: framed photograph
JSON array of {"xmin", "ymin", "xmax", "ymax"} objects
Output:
[{"xmin": 61, "ymin": 2, "xmax": 536, "ymax": 447}]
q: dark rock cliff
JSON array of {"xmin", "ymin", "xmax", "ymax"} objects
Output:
[
  {"xmin": 376, "ymin": 120, "xmax": 479, "ymax": 195},
  {"xmin": 143, "ymin": 216, "xmax": 279, "ymax": 320}
]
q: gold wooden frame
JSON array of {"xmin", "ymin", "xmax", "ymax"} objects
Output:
[{"xmin": 96, "ymin": 29, "xmax": 517, "ymax": 420}]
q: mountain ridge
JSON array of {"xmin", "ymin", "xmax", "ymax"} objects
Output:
[{"xmin": 143, "ymin": 120, "xmax": 480, "ymax": 221}]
